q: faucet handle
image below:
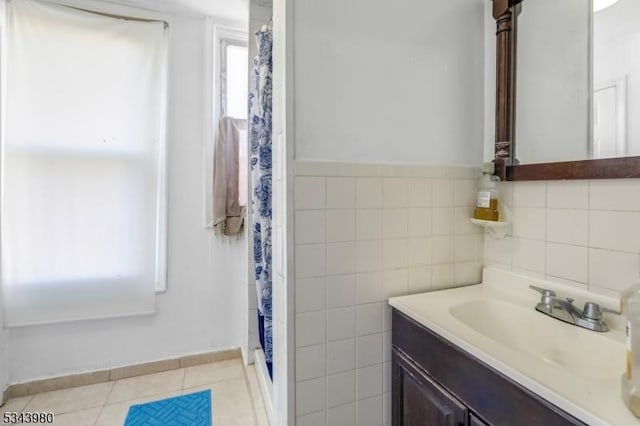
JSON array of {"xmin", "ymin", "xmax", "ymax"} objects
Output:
[
  {"xmin": 582, "ymin": 302, "xmax": 603, "ymax": 321},
  {"xmin": 529, "ymin": 285, "xmax": 556, "ymax": 298},
  {"xmin": 599, "ymin": 305, "xmax": 621, "ymax": 315},
  {"xmin": 582, "ymin": 302, "xmax": 621, "ymax": 321},
  {"xmin": 529, "ymin": 285, "xmax": 556, "ymax": 309}
]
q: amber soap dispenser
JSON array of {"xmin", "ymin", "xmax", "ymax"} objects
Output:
[
  {"xmin": 473, "ymin": 162, "xmax": 500, "ymax": 221},
  {"xmin": 622, "ymin": 283, "xmax": 640, "ymax": 418}
]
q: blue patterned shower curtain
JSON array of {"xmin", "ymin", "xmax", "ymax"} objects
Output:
[{"xmin": 249, "ymin": 23, "xmax": 273, "ymax": 379}]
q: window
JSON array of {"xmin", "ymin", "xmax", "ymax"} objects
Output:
[
  {"xmin": 221, "ymin": 41, "xmax": 249, "ymax": 206},
  {"xmin": 205, "ymin": 30, "xmax": 248, "ymax": 228},
  {"xmin": 1, "ymin": 0, "xmax": 168, "ymax": 326},
  {"xmin": 222, "ymin": 43, "xmax": 249, "ymax": 120}
]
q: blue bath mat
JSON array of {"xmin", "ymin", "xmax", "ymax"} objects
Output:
[{"xmin": 124, "ymin": 389, "xmax": 212, "ymax": 426}]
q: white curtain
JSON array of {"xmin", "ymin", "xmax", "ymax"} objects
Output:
[{"xmin": 2, "ymin": 0, "xmax": 168, "ymax": 326}]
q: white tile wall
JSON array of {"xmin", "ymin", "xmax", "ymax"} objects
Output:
[
  {"xmin": 327, "ymin": 402, "xmax": 356, "ymax": 426},
  {"xmin": 327, "ymin": 339, "xmax": 355, "ymax": 374},
  {"xmin": 327, "ymin": 242, "xmax": 356, "ymax": 275},
  {"xmin": 296, "ymin": 377, "xmax": 326, "ymax": 416},
  {"xmin": 326, "ymin": 275, "xmax": 355, "ymax": 309},
  {"xmin": 546, "ymin": 209, "xmax": 588, "ymax": 246},
  {"xmin": 297, "ymin": 410, "xmax": 326, "ymax": 426},
  {"xmin": 355, "ymin": 303, "xmax": 383, "ymax": 336},
  {"xmin": 327, "ymin": 178, "xmax": 356, "ymax": 209},
  {"xmin": 356, "ymin": 395, "xmax": 383, "ymax": 426},
  {"xmin": 327, "ymin": 307, "xmax": 356, "ymax": 342},
  {"xmin": 590, "ymin": 180, "xmax": 640, "ymax": 211},
  {"xmin": 327, "ymin": 370, "xmax": 355, "ymax": 408},
  {"xmin": 294, "ymin": 160, "xmax": 483, "ymax": 425},
  {"xmin": 355, "ymin": 210, "xmax": 383, "ymax": 240},
  {"xmin": 355, "ymin": 241, "xmax": 383, "ymax": 272},
  {"xmin": 296, "ymin": 211, "xmax": 326, "ymax": 244},
  {"xmin": 485, "ymin": 179, "xmax": 640, "ymax": 294},
  {"xmin": 295, "ymin": 278, "xmax": 326, "ymax": 313},
  {"xmin": 327, "ymin": 210, "xmax": 356, "ymax": 243},
  {"xmin": 355, "ymin": 178, "xmax": 383, "ymax": 209},
  {"xmin": 296, "ymin": 177, "xmax": 326, "ymax": 210},
  {"xmin": 356, "ymin": 364, "xmax": 382, "ymax": 400},
  {"xmin": 355, "ymin": 272, "xmax": 383, "ymax": 304},
  {"xmin": 296, "ymin": 344, "xmax": 326, "ymax": 381}
]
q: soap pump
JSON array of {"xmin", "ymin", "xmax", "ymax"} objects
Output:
[
  {"xmin": 622, "ymin": 282, "xmax": 640, "ymax": 418},
  {"xmin": 473, "ymin": 162, "xmax": 500, "ymax": 222}
]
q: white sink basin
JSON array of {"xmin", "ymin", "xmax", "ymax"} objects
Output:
[
  {"xmin": 449, "ymin": 299, "xmax": 625, "ymax": 380},
  {"xmin": 388, "ymin": 267, "xmax": 639, "ymax": 426}
]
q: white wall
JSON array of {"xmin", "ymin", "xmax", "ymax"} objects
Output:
[
  {"xmin": 293, "ymin": 0, "xmax": 485, "ymax": 165},
  {"xmin": 6, "ymin": 1, "xmax": 248, "ymax": 384},
  {"xmin": 0, "ymin": 296, "xmax": 8, "ymax": 396},
  {"xmin": 0, "ymin": 0, "xmax": 8, "ymax": 398}
]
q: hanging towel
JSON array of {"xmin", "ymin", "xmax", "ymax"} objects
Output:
[{"xmin": 213, "ymin": 116, "xmax": 247, "ymax": 236}]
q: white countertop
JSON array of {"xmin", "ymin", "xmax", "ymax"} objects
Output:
[{"xmin": 388, "ymin": 267, "xmax": 640, "ymax": 426}]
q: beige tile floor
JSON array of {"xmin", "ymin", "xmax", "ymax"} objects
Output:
[{"xmin": 0, "ymin": 359, "xmax": 269, "ymax": 426}]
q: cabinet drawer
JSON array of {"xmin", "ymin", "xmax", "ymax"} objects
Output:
[{"xmin": 392, "ymin": 309, "xmax": 586, "ymax": 425}]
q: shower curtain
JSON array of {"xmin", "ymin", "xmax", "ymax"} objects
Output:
[{"xmin": 250, "ymin": 23, "xmax": 273, "ymax": 379}]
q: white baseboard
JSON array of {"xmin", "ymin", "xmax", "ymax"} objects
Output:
[
  {"xmin": 5, "ymin": 347, "xmax": 241, "ymax": 399},
  {"xmin": 0, "ymin": 387, "xmax": 8, "ymax": 406}
]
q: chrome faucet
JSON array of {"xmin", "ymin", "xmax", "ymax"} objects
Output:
[{"xmin": 529, "ymin": 285, "xmax": 618, "ymax": 332}]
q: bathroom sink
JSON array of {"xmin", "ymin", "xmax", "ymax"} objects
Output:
[
  {"xmin": 389, "ymin": 268, "xmax": 638, "ymax": 426},
  {"xmin": 449, "ymin": 299, "xmax": 625, "ymax": 380}
]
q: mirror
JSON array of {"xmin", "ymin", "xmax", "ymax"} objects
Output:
[
  {"xmin": 593, "ymin": 0, "xmax": 640, "ymax": 158},
  {"xmin": 491, "ymin": 0, "xmax": 640, "ymax": 180},
  {"xmin": 514, "ymin": 0, "xmax": 640, "ymax": 164},
  {"xmin": 515, "ymin": 0, "xmax": 589, "ymax": 164}
]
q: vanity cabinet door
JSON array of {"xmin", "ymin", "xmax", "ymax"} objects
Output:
[{"xmin": 393, "ymin": 348, "xmax": 468, "ymax": 426}]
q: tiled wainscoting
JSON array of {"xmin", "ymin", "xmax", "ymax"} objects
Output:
[
  {"xmin": 485, "ymin": 180, "xmax": 640, "ymax": 296},
  {"xmin": 293, "ymin": 161, "xmax": 483, "ymax": 426}
]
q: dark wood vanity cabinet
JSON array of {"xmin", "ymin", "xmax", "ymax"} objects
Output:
[
  {"xmin": 391, "ymin": 309, "xmax": 587, "ymax": 426},
  {"xmin": 393, "ymin": 348, "xmax": 472, "ymax": 425},
  {"xmin": 468, "ymin": 414, "xmax": 488, "ymax": 426}
]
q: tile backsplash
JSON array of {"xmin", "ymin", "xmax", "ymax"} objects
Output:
[
  {"xmin": 486, "ymin": 179, "xmax": 640, "ymax": 296},
  {"xmin": 293, "ymin": 160, "xmax": 482, "ymax": 426},
  {"xmin": 293, "ymin": 168, "xmax": 640, "ymax": 425}
]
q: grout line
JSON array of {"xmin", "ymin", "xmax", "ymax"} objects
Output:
[
  {"xmin": 323, "ymin": 178, "xmax": 330, "ymax": 420},
  {"xmin": 242, "ymin": 363, "xmax": 260, "ymax": 426},
  {"xmin": 322, "ymin": 173, "xmax": 329, "ymax": 413},
  {"xmin": 92, "ymin": 399, "xmax": 106, "ymax": 426},
  {"xmin": 180, "ymin": 365, "xmax": 186, "ymax": 392},
  {"xmin": 100, "ymin": 380, "xmax": 117, "ymax": 415},
  {"xmin": 543, "ymin": 182, "xmax": 548, "ymax": 281}
]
